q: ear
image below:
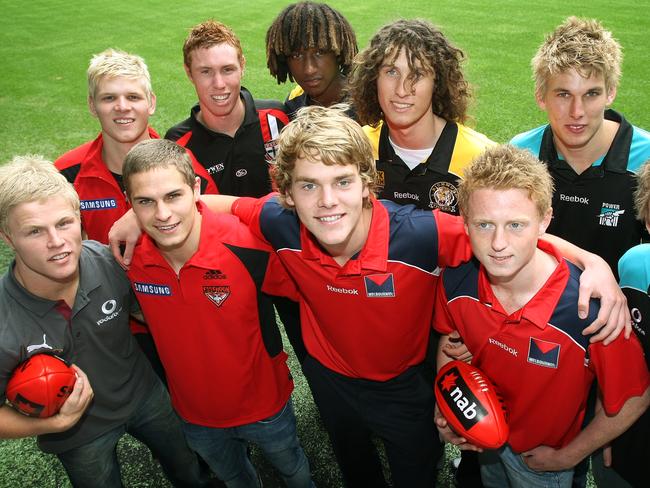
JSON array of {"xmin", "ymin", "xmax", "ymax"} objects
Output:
[
  {"xmin": 0, "ymin": 231, "xmax": 14, "ymax": 250},
  {"xmin": 539, "ymin": 207, "xmax": 553, "ymax": 236},
  {"xmin": 240, "ymin": 55, "xmax": 246, "ymax": 76},
  {"xmin": 193, "ymin": 176, "xmax": 201, "ymax": 202},
  {"xmin": 88, "ymin": 95, "xmax": 98, "ymax": 118},
  {"xmin": 606, "ymin": 85, "xmax": 617, "ymax": 106},
  {"xmin": 148, "ymin": 91, "xmax": 157, "ymax": 116},
  {"xmin": 535, "ymin": 89, "xmax": 547, "ymax": 111},
  {"xmin": 184, "ymin": 64, "xmax": 194, "ymax": 83},
  {"xmin": 285, "ymin": 190, "xmax": 295, "ymax": 208}
]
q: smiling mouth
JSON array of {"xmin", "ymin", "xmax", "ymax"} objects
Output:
[
  {"xmin": 211, "ymin": 94, "xmax": 229, "ymax": 102},
  {"xmin": 115, "ymin": 118, "xmax": 135, "ymax": 124},
  {"xmin": 391, "ymin": 102, "xmax": 412, "ymax": 110},
  {"xmin": 317, "ymin": 214, "xmax": 343, "ymax": 223},
  {"xmin": 155, "ymin": 223, "xmax": 180, "ymax": 232},
  {"xmin": 49, "ymin": 252, "xmax": 71, "ymax": 261}
]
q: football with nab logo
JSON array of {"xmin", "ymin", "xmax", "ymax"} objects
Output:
[
  {"xmin": 434, "ymin": 360, "xmax": 509, "ymax": 449},
  {"xmin": 5, "ymin": 354, "xmax": 76, "ymax": 418}
]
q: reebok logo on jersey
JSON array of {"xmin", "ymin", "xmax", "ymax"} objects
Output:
[
  {"xmin": 80, "ymin": 198, "xmax": 117, "ymax": 210},
  {"xmin": 203, "ymin": 269, "xmax": 227, "ymax": 280},
  {"xmin": 598, "ymin": 203, "xmax": 624, "ymax": 227},
  {"xmin": 326, "ymin": 285, "xmax": 359, "ymax": 295},
  {"xmin": 134, "ymin": 282, "xmax": 172, "ymax": 296},
  {"xmin": 559, "ymin": 193, "xmax": 589, "ymax": 205},
  {"xmin": 364, "ymin": 273, "xmax": 395, "ymax": 298},
  {"xmin": 204, "ymin": 286, "xmax": 230, "ymax": 307},
  {"xmin": 488, "ymin": 337, "xmax": 518, "ymax": 357},
  {"xmin": 527, "ymin": 338, "xmax": 560, "ymax": 368},
  {"xmin": 393, "ymin": 191, "xmax": 420, "ymax": 201}
]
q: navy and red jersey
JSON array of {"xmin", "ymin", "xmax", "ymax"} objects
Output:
[
  {"xmin": 127, "ymin": 203, "xmax": 294, "ymax": 428},
  {"xmin": 166, "ymin": 87, "xmax": 288, "ymax": 197},
  {"xmin": 434, "ymin": 240, "xmax": 650, "ymax": 453},
  {"xmin": 55, "ymin": 128, "xmax": 218, "ymax": 243},
  {"xmin": 231, "ymin": 194, "xmax": 472, "ymax": 381}
]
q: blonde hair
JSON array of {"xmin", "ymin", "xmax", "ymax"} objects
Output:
[
  {"xmin": 272, "ymin": 104, "xmax": 377, "ymax": 208},
  {"xmin": 87, "ymin": 48, "xmax": 153, "ymax": 103},
  {"xmin": 0, "ymin": 155, "xmax": 80, "ymax": 235},
  {"xmin": 123, "ymin": 139, "xmax": 196, "ymax": 197},
  {"xmin": 634, "ymin": 159, "xmax": 650, "ymax": 226},
  {"xmin": 458, "ymin": 145, "xmax": 554, "ymax": 219},
  {"xmin": 532, "ymin": 16, "xmax": 622, "ymax": 96}
]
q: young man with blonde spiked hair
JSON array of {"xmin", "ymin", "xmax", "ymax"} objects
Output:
[
  {"xmin": 266, "ymin": 1, "xmax": 358, "ymax": 118},
  {"xmin": 0, "ymin": 156, "xmax": 213, "ymax": 488},
  {"xmin": 434, "ymin": 145, "xmax": 650, "ymax": 488},
  {"xmin": 511, "ymin": 17, "xmax": 650, "ymax": 277},
  {"xmin": 55, "ymin": 47, "xmax": 218, "ymax": 384}
]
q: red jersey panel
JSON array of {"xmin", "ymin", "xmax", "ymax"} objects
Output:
[
  {"xmin": 55, "ymin": 128, "xmax": 218, "ymax": 243},
  {"xmin": 128, "ymin": 204, "xmax": 293, "ymax": 427},
  {"xmin": 435, "ymin": 240, "xmax": 650, "ymax": 452},
  {"xmin": 232, "ymin": 195, "xmax": 472, "ymax": 380}
]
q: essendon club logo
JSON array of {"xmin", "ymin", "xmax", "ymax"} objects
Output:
[
  {"xmin": 436, "ymin": 365, "xmax": 488, "ymax": 431},
  {"xmin": 203, "ymin": 286, "xmax": 230, "ymax": 308}
]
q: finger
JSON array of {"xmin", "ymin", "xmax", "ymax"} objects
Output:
[
  {"xmin": 603, "ymin": 446, "xmax": 612, "ymax": 467},
  {"xmin": 122, "ymin": 240, "xmax": 135, "ymax": 267},
  {"xmin": 623, "ymin": 306, "xmax": 632, "ymax": 340},
  {"xmin": 577, "ymin": 282, "xmax": 591, "ymax": 320}
]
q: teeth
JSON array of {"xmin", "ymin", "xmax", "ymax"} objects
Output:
[
  {"xmin": 211, "ymin": 95, "xmax": 228, "ymax": 101},
  {"xmin": 50, "ymin": 252, "xmax": 70, "ymax": 261},
  {"xmin": 157, "ymin": 224, "xmax": 177, "ymax": 231},
  {"xmin": 393, "ymin": 103, "xmax": 411, "ymax": 109},
  {"xmin": 319, "ymin": 215, "xmax": 342, "ymax": 223},
  {"xmin": 115, "ymin": 118, "xmax": 134, "ymax": 124}
]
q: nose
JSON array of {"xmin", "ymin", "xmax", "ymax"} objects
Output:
[
  {"xmin": 114, "ymin": 95, "xmax": 130, "ymax": 112},
  {"xmin": 212, "ymin": 72, "xmax": 226, "ymax": 89},
  {"xmin": 395, "ymin": 75, "xmax": 413, "ymax": 98},
  {"xmin": 318, "ymin": 185, "xmax": 337, "ymax": 208},
  {"xmin": 47, "ymin": 228, "xmax": 65, "ymax": 248},
  {"xmin": 491, "ymin": 226, "xmax": 507, "ymax": 252},
  {"xmin": 569, "ymin": 97, "xmax": 584, "ymax": 119},
  {"xmin": 155, "ymin": 202, "xmax": 172, "ymax": 221},
  {"xmin": 303, "ymin": 54, "xmax": 318, "ymax": 75}
]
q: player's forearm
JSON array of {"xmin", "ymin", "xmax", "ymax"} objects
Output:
[
  {"xmin": 0, "ymin": 404, "xmax": 71, "ymax": 438},
  {"xmin": 559, "ymin": 387, "xmax": 650, "ymax": 466},
  {"xmin": 200, "ymin": 194, "xmax": 238, "ymax": 214}
]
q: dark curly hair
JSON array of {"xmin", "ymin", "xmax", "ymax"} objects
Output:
[
  {"xmin": 265, "ymin": 2, "xmax": 358, "ymax": 84},
  {"xmin": 348, "ymin": 19, "xmax": 471, "ymax": 127}
]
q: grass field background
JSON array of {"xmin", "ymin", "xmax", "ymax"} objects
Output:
[{"xmin": 1, "ymin": 0, "xmax": 649, "ymax": 486}]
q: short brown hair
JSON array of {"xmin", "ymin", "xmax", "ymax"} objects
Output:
[
  {"xmin": 348, "ymin": 19, "xmax": 471, "ymax": 127},
  {"xmin": 123, "ymin": 139, "xmax": 196, "ymax": 197},
  {"xmin": 183, "ymin": 20, "xmax": 244, "ymax": 69},
  {"xmin": 532, "ymin": 16, "xmax": 622, "ymax": 97},
  {"xmin": 272, "ymin": 104, "xmax": 377, "ymax": 208},
  {"xmin": 458, "ymin": 145, "xmax": 554, "ymax": 219}
]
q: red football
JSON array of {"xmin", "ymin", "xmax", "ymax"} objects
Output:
[
  {"xmin": 434, "ymin": 360, "xmax": 509, "ymax": 449},
  {"xmin": 5, "ymin": 354, "xmax": 76, "ymax": 418}
]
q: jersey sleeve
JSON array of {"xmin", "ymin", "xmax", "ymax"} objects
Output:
[
  {"xmin": 434, "ymin": 210, "xmax": 472, "ymax": 268},
  {"xmin": 589, "ymin": 335, "xmax": 650, "ymax": 415},
  {"xmin": 231, "ymin": 194, "xmax": 277, "ymax": 243},
  {"xmin": 433, "ymin": 272, "xmax": 458, "ymax": 335},
  {"xmin": 261, "ymin": 253, "xmax": 299, "ymax": 301}
]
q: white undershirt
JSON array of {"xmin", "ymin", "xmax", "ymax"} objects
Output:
[{"xmin": 389, "ymin": 137, "xmax": 434, "ymax": 170}]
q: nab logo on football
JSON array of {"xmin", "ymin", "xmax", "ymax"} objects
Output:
[{"xmin": 436, "ymin": 365, "xmax": 488, "ymax": 431}]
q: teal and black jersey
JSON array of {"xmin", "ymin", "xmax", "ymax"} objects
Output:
[{"xmin": 511, "ymin": 109, "xmax": 650, "ymax": 277}]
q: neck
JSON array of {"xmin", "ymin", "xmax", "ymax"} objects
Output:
[
  {"xmin": 159, "ymin": 213, "xmax": 202, "ymax": 275},
  {"xmin": 555, "ymin": 118, "xmax": 619, "ymax": 175},
  {"xmin": 388, "ymin": 112, "xmax": 446, "ymax": 150},
  {"xmin": 102, "ymin": 130, "xmax": 151, "ymax": 174},
  {"xmin": 13, "ymin": 264, "xmax": 79, "ymax": 308},
  {"xmin": 310, "ymin": 74, "xmax": 345, "ymax": 108},
  {"xmin": 489, "ymin": 248, "xmax": 558, "ymax": 315},
  {"xmin": 197, "ymin": 97, "xmax": 245, "ymax": 137}
]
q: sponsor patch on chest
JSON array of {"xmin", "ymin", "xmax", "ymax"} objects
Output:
[
  {"xmin": 204, "ymin": 286, "xmax": 230, "ymax": 308},
  {"xmin": 527, "ymin": 337, "xmax": 560, "ymax": 368},
  {"xmin": 364, "ymin": 273, "xmax": 395, "ymax": 298}
]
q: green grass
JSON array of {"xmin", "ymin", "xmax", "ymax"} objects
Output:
[{"xmin": 1, "ymin": 0, "xmax": 648, "ymax": 486}]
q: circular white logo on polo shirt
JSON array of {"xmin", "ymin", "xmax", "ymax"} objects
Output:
[
  {"xmin": 236, "ymin": 169, "xmax": 247, "ymax": 177},
  {"xmin": 101, "ymin": 300, "xmax": 117, "ymax": 315}
]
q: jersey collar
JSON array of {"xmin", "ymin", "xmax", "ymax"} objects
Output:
[{"xmin": 477, "ymin": 239, "xmax": 569, "ymax": 329}]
